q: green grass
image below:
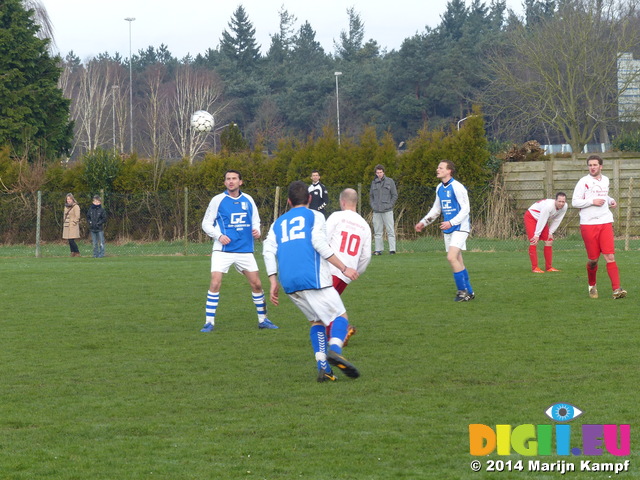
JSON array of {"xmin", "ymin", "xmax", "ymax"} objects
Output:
[
  {"xmin": 1, "ymin": 251, "xmax": 639, "ymax": 479},
  {"xmin": 4, "ymin": 234, "xmax": 640, "ymax": 258}
]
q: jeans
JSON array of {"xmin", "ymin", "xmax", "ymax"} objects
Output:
[
  {"xmin": 91, "ymin": 230, "xmax": 105, "ymax": 258},
  {"xmin": 372, "ymin": 211, "xmax": 396, "ymax": 252}
]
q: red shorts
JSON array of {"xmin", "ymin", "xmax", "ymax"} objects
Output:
[
  {"xmin": 524, "ymin": 211, "xmax": 550, "ymax": 241},
  {"xmin": 332, "ymin": 276, "xmax": 348, "ymax": 295},
  {"xmin": 327, "ymin": 277, "xmax": 348, "ymax": 338},
  {"xmin": 580, "ymin": 223, "xmax": 615, "ymax": 259}
]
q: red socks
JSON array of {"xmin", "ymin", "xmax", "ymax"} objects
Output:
[
  {"xmin": 544, "ymin": 246, "xmax": 553, "ymax": 271},
  {"xmin": 529, "ymin": 245, "xmax": 538, "ymax": 269},
  {"xmin": 587, "ymin": 262, "xmax": 598, "ymax": 286},
  {"xmin": 606, "ymin": 262, "xmax": 621, "ymax": 290}
]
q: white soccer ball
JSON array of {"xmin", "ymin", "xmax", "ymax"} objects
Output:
[{"xmin": 190, "ymin": 110, "xmax": 214, "ymax": 133}]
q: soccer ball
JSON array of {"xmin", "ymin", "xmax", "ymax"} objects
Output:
[{"xmin": 190, "ymin": 110, "xmax": 214, "ymax": 133}]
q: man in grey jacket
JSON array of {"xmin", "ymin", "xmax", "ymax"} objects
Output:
[{"xmin": 369, "ymin": 164, "xmax": 398, "ymax": 255}]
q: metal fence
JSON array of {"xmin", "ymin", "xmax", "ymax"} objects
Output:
[{"xmin": 2, "ymin": 181, "xmax": 640, "ymax": 257}]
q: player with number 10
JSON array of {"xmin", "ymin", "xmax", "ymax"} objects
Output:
[{"xmin": 325, "ymin": 188, "xmax": 372, "ymax": 344}]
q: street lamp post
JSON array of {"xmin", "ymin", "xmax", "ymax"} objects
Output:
[
  {"xmin": 213, "ymin": 123, "xmax": 231, "ymax": 155},
  {"xmin": 111, "ymin": 85, "xmax": 119, "ymax": 152},
  {"xmin": 124, "ymin": 17, "xmax": 135, "ymax": 153},
  {"xmin": 457, "ymin": 115, "xmax": 476, "ymax": 130},
  {"xmin": 335, "ymin": 72, "xmax": 342, "ymax": 145}
]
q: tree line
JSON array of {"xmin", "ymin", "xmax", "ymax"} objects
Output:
[
  {"xmin": 2, "ymin": 0, "xmax": 640, "ymax": 165},
  {"xmin": 0, "ymin": 114, "xmax": 506, "ymax": 243}
]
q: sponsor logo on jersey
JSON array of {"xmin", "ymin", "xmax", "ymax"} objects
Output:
[{"xmin": 231, "ymin": 212, "xmax": 248, "ymax": 225}]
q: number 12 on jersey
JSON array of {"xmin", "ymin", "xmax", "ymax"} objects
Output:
[{"xmin": 279, "ymin": 216, "xmax": 306, "ymax": 243}]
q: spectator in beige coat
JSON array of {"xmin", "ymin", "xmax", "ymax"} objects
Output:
[{"xmin": 63, "ymin": 193, "xmax": 81, "ymax": 257}]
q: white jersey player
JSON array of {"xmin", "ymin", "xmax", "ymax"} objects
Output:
[
  {"xmin": 571, "ymin": 155, "xmax": 625, "ymax": 299},
  {"xmin": 325, "ymin": 188, "xmax": 371, "ymax": 345},
  {"xmin": 326, "ymin": 188, "xmax": 372, "ymax": 294},
  {"xmin": 524, "ymin": 193, "xmax": 567, "ymax": 273}
]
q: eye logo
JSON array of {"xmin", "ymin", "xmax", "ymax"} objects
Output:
[{"xmin": 545, "ymin": 403, "xmax": 583, "ymax": 422}]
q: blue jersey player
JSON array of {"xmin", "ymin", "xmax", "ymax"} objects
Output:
[
  {"xmin": 415, "ymin": 160, "xmax": 475, "ymax": 302},
  {"xmin": 200, "ymin": 170, "xmax": 278, "ymax": 332},
  {"xmin": 263, "ymin": 181, "xmax": 361, "ymax": 382}
]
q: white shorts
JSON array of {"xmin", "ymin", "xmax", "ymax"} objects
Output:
[
  {"xmin": 210, "ymin": 251, "xmax": 259, "ymax": 273},
  {"xmin": 444, "ymin": 231, "xmax": 468, "ymax": 252},
  {"xmin": 287, "ymin": 287, "xmax": 346, "ymax": 326}
]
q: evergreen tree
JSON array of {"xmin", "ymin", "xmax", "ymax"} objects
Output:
[
  {"xmin": 335, "ymin": 7, "xmax": 365, "ymax": 61},
  {"xmin": 193, "ymin": 48, "xmax": 221, "ymax": 69},
  {"xmin": 220, "ymin": 122, "xmax": 248, "ymax": 154},
  {"xmin": 63, "ymin": 51, "xmax": 82, "ymax": 72},
  {"xmin": 266, "ymin": 6, "xmax": 297, "ymax": 64},
  {"xmin": 0, "ymin": 0, "xmax": 73, "ymax": 159},
  {"xmin": 439, "ymin": 0, "xmax": 469, "ymax": 41},
  {"xmin": 291, "ymin": 22, "xmax": 326, "ymax": 66},
  {"xmin": 276, "ymin": 22, "xmax": 332, "ymax": 136},
  {"xmin": 525, "ymin": 0, "xmax": 556, "ymax": 26},
  {"xmin": 219, "ymin": 5, "xmax": 261, "ymax": 73}
]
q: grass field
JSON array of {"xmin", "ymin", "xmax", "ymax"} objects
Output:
[
  {"xmin": 4, "ymin": 234, "xmax": 640, "ymax": 258},
  {"xmin": 1, "ymin": 249, "xmax": 639, "ymax": 479}
]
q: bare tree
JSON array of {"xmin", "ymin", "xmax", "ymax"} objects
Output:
[
  {"xmin": 248, "ymin": 98, "xmax": 286, "ymax": 152},
  {"xmin": 140, "ymin": 65, "xmax": 173, "ymax": 189},
  {"xmin": 168, "ymin": 66, "xmax": 226, "ymax": 163},
  {"xmin": 484, "ymin": 0, "xmax": 640, "ymax": 155},
  {"xmin": 22, "ymin": 0, "xmax": 55, "ymax": 49},
  {"xmin": 62, "ymin": 61, "xmax": 127, "ymax": 156}
]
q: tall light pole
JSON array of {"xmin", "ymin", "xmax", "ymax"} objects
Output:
[
  {"xmin": 124, "ymin": 17, "xmax": 135, "ymax": 153},
  {"xmin": 335, "ymin": 72, "xmax": 342, "ymax": 145},
  {"xmin": 457, "ymin": 114, "xmax": 477, "ymax": 130},
  {"xmin": 111, "ymin": 85, "xmax": 119, "ymax": 152}
]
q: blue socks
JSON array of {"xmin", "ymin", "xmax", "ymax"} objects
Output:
[
  {"xmin": 462, "ymin": 268, "xmax": 473, "ymax": 294},
  {"xmin": 328, "ymin": 316, "xmax": 348, "ymax": 355},
  {"xmin": 453, "ymin": 271, "xmax": 466, "ymax": 291},
  {"xmin": 310, "ymin": 324, "xmax": 330, "ymax": 372},
  {"xmin": 453, "ymin": 269, "xmax": 473, "ymax": 294}
]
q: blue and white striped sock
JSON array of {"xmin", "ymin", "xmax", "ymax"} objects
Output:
[
  {"xmin": 310, "ymin": 324, "xmax": 330, "ymax": 372},
  {"xmin": 252, "ymin": 292, "xmax": 267, "ymax": 322},
  {"xmin": 205, "ymin": 291, "xmax": 219, "ymax": 325}
]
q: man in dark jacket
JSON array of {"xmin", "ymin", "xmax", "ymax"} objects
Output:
[
  {"xmin": 369, "ymin": 164, "xmax": 398, "ymax": 255},
  {"xmin": 87, "ymin": 195, "xmax": 107, "ymax": 258},
  {"xmin": 308, "ymin": 170, "xmax": 329, "ymax": 216}
]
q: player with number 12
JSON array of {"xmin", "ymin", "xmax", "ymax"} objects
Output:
[{"xmin": 263, "ymin": 181, "xmax": 362, "ymax": 382}]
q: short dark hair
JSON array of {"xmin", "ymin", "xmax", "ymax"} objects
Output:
[
  {"xmin": 587, "ymin": 155, "xmax": 603, "ymax": 166},
  {"xmin": 441, "ymin": 159, "xmax": 456, "ymax": 176},
  {"xmin": 225, "ymin": 169, "xmax": 242, "ymax": 180},
  {"xmin": 374, "ymin": 164, "xmax": 385, "ymax": 173},
  {"xmin": 288, "ymin": 181, "xmax": 310, "ymax": 207},
  {"xmin": 311, "ymin": 169, "xmax": 320, "ymax": 175},
  {"xmin": 93, "ymin": 195, "xmax": 101, "ymax": 201},
  {"xmin": 555, "ymin": 192, "xmax": 566, "ymax": 200}
]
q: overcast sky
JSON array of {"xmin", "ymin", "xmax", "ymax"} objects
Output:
[{"xmin": 40, "ymin": 0, "xmax": 525, "ymax": 61}]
